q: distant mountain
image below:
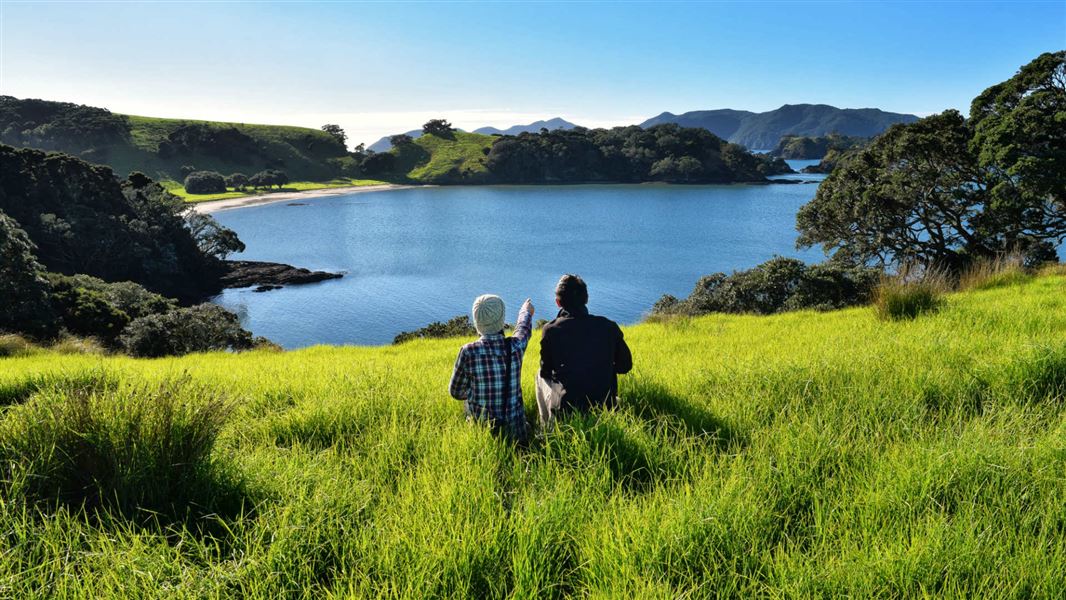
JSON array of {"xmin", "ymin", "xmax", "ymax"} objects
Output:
[
  {"xmin": 640, "ymin": 104, "xmax": 919, "ymax": 150},
  {"xmin": 367, "ymin": 129, "xmax": 424, "ymax": 153},
  {"xmin": 473, "ymin": 117, "xmax": 578, "ymax": 136},
  {"xmin": 369, "ymin": 118, "xmax": 578, "ymax": 152}
]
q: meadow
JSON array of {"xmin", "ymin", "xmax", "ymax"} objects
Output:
[{"xmin": 0, "ymin": 275, "xmax": 1064, "ymax": 597}]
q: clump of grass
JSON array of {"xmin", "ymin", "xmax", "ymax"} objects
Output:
[
  {"xmin": 958, "ymin": 254, "xmax": 1031, "ymax": 291},
  {"xmin": 874, "ymin": 267, "xmax": 951, "ymax": 320},
  {"xmin": 0, "ymin": 376, "xmax": 245, "ymax": 522},
  {"xmin": 49, "ymin": 335, "xmax": 106, "ymax": 355},
  {"xmin": 0, "ymin": 334, "xmax": 37, "ymax": 357}
]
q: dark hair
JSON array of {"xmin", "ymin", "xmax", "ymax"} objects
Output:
[{"xmin": 555, "ymin": 274, "xmax": 588, "ymax": 309}]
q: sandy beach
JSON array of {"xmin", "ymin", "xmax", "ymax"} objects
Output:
[{"xmin": 190, "ymin": 183, "xmax": 418, "ymax": 214}]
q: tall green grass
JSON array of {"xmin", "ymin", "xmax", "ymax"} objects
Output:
[{"xmin": 0, "ymin": 275, "xmax": 1064, "ymax": 597}]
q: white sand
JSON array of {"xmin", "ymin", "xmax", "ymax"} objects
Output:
[{"xmin": 190, "ymin": 184, "xmax": 418, "ymax": 214}]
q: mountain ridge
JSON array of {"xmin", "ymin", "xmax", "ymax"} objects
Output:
[{"xmin": 640, "ymin": 103, "xmax": 919, "ymax": 149}]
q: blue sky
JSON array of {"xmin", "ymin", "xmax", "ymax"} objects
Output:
[{"xmin": 1, "ymin": 1, "xmax": 1063, "ymax": 146}]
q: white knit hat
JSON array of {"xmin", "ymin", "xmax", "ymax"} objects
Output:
[{"xmin": 472, "ymin": 294, "xmax": 505, "ymax": 335}]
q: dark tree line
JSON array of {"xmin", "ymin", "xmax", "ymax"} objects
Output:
[{"xmin": 484, "ymin": 124, "xmax": 789, "ymax": 184}]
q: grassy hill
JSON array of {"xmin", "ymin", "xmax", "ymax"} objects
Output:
[
  {"xmin": 1, "ymin": 274, "xmax": 1064, "ymax": 596},
  {"xmin": 0, "ymin": 96, "xmax": 357, "ymax": 183},
  {"xmin": 390, "ymin": 131, "xmax": 496, "ymax": 183}
]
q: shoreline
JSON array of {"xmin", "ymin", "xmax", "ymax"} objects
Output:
[{"xmin": 190, "ymin": 183, "xmax": 420, "ymax": 214}]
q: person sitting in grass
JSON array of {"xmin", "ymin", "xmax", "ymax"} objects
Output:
[
  {"xmin": 448, "ymin": 294, "xmax": 534, "ymax": 439},
  {"xmin": 538, "ymin": 274, "xmax": 632, "ymax": 424}
]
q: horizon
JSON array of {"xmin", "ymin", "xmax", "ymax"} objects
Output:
[{"xmin": 1, "ymin": 1, "xmax": 1063, "ymax": 147}]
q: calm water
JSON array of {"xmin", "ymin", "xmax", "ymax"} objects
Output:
[{"xmin": 214, "ymin": 164, "xmax": 827, "ymax": 347}]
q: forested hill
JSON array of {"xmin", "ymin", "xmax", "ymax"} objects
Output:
[
  {"xmin": 640, "ymin": 104, "xmax": 919, "ymax": 149},
  {"xmin": 0, "ymin": 96, "xmax": 356, "ymax": 181}
]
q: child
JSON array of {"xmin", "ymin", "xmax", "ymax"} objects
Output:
[{"xmin": 448, "ymin": 295, "xmax": 534, "ymax": 439}]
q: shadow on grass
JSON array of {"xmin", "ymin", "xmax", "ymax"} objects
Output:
[
  {"xmin": 0, "ymin": 368, "xmax": 118, "ymax": 407},
  {"xmin": 621, "ymin": 377, "xmax": 748, "ymax": 451}
]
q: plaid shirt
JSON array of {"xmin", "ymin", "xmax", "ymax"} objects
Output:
[{"xmin": 448, "ymin": 304, "xmax": 533, "ymax": 435}]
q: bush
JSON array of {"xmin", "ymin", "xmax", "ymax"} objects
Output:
[
  {"xmin": 179, "ymin": 165, "xmax": 197, "ymax": 179},
  {"xmin": 873, "ymin": 270, "xmax": 951, "ymax": 320},
  {"xmin": 46, "ymin": 274, "xmax": 176, "ymax": 345},
  {"xmin": 0, "ymin": 376, "xmax": 237, "ymax": 519},
  {"xmin": 394, "ymin": 315, "xmax": 488, "ymax": 344},
  {"xmin": 224, "ymin": 172, "xmax": 249, "ymax": 191},
  {"xmin": 120, "ymin": 303, "xmax": 255, "ymax": 357},
  {"xmin": 360, "ymin": 152, "xmax": 396, "ymax": 176},
  {"xmin": 652, "ymin": 257, "xmax": 881, "ymax": 317},
  {"xmin": 183, "ymin": 170, "xmax": 227, "ymax": 194},
  {"xmin": 249, "ymin": 169, "xmax": 289, "ymax": 190}
]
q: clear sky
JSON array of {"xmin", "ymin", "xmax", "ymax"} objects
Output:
[{"xmin": 1, "ymin": 1, "xmax": 1063, "ymax": 147}]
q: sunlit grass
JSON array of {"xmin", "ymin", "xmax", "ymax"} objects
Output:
[{"xmin": 1, "ymin": 275, "xmax": 1064, "ymax": 596}]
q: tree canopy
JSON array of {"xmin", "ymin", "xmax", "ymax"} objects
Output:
[
  {"xmin": 797, "ymin": 52, "xmax": 1066, "ymax": 270},
  {"xmin": 321, "ymin": 124, "xmax": 347, "ymax": 148},
  {"xmin": 422, "ymin": 119, "xmax": 455, "ymax": 137}
]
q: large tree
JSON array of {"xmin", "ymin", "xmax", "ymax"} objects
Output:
[
  {"xmin": 0, "ymin": 209, "xmax": 56, "ymax": 338},
  {"xmin": 797, "ymin": 52, "xmax": 1066, "ymax": 269}
]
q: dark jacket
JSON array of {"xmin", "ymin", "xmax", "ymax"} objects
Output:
[{"xmin": 539, "ymin": 306, "xmax": 633, "ymax": 412}]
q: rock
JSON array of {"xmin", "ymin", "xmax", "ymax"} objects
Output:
[{"xmin": 221, "ymin": 260, "xmax": 343, "ymax": 290}]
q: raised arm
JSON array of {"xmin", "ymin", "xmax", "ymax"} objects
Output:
[
  {"xmin": 511, "ymin": 299, "xmax": 534, "ymax": 351},
  {"xmin": 448, "ymin": 349, "xmax": 471, "ymax": 400}
]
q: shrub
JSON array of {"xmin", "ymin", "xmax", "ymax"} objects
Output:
[
  {"xmin": 49, "ymin": 336, "xmax": 106, "ymax": 355},
  {"xmin": 394, "ymin": 315, "xmax": 490, "ymax": 344},
  {"xmin": 224, "ymin": 172, "xmax": 249, "ymax": 191},
  {"xmin": 360, "ymin": 152, "xmax": 396, "ymax": 176},
  {"xmin": 120, "ymin": 303, "xmax": 255, "ymax": 357},
  {"xmin": 179, "ymin": 165, "xmax": 197, "ymax": 179},
  {"xmin": 249, "ymin": 169, "xmax": 289, "ymax": 190},
  {"xmin": 46, "ymin": 274, "xmax": 176, "ymax": 345},
  {"xmin": 0, "ymin": 377, "xmax": 238, "ymax": 519},
  {"xmin": 183, "ymin": 170, "xmax": 227, "ymax": 194},
  {"xmin": 873, "ymin": 269, "xmax": 951, "ymax": 320},
  {"xmin": 652, "ymin": 258, "xmax": 881, "ymax": 317}
]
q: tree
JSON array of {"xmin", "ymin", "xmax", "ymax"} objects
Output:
[
  {"xmin": 360, "ymin": 152, "xmax": 396, "ymax": 176},
  {"xmin": 183, "ymin": 170, "xmax": 227, "ymax": 194},
  {"xmin": 249, "ymin": 169, "xmax": 289, "ymax": 190},
  {"xmin": 422, "ymin": 119, "xmax": 455, "ymax": 137},
  {"xmin": 184, "ymin": 211, "xmax": 246, "ymax": 260},
  {"xmin": 390, "ymin": 134, "xmax": 414, "ymax": 147},
  {"xmin": 0, "ymin": 209, "xmax": 57, "ymax": 338},
  {"xmin": 225, "ymin": 172, "xmax": 249, "ymax": 191},
  {"xmin": 180, "ymin": 165, "xmax": 197, "ymax": 179},
  {"xmin": 321, "ymin": 124, "xmax": 347, "ymax": 148},
  {"xmin": 968, "ymin": 50, "xmax": 1066, "ymax": 261},
  {"xmin": 120, "ymin": 303, "xmax": 254, "ymax": 357},
  {"xmin": 797, "ymin": 53, "xmax": 1066, "ymax": 270}
]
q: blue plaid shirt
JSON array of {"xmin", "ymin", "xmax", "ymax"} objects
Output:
[{"xmin": 448, "ymin": 304, "xmax": 533, "ymax": 435}]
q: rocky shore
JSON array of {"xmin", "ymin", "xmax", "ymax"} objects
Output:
[{"xmin": 220, "ymin": 260, "xmax": 343, "ymax": 292}]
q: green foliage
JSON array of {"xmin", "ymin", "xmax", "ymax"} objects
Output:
[
  {"xmin": 422, "ymin": 118, "xmax": 455, "ymax": 137},
  {"xmin": 771, "ymin": 133, "xmax": 869, "ymax": 160},
  {"xmin": 394, "ymin": 315, "xmax": 481, "ymax": 344},
  {"xmin": 45, "ymin": 274, "xmax": 177, "ymax": 344},
  {"xmin": 249, "ymin": 169, "xmax": 289, "ymax": 189},
  {"xmin": 652, "ymin": 257, "xmax": 880, "ymax": 317},
  {"xmin": 0, "ymin": 209, "xmax": 57, "ymax": 338},
  {"xmin": 0, "ymin": 275, "xmax": 1064, "ymax": 596},
  {"xmin": 120, "ymin": 304, "xmax": 254, "ymax": 357},
  {"xmin": 0, "ymin": 146, "xmax": 225, "ymax": 300},
  {"xmin": 485, "ymin": 124, "xmax": 770, "ymax": 184},
  {"xmin": 389, "ymin": 133, "xmax": 414, "ymax": 147},
  {"xmin": 0, "ymin": 95, "xmax": 130, "ymax": 156},
  {"xmin": 182, "ymin": 170, "xmax": 226, "ymax": 194},
  {"xmin": 320, "ymin": 124, "xmax": 347, "ymax": 148},
  {"xmin": 184, "ymin": 211, "xmax": 246, "ymax": 260},
  {"xmin": 798, "ymin": 53, "xmax": 1066, "ymax": 271},
  {"xmin": 224, "ymin": 172, "xmax": 249, "ymax": 191},
  {"xmin": 360, "ymin": 151, "xmax": 397, "ymax": 176},
  {"xmin": 0, "ymin": 375, "xmax": 243, "ymax": 523}
]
